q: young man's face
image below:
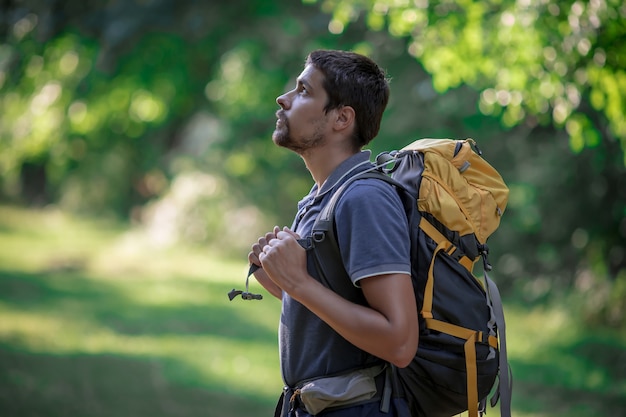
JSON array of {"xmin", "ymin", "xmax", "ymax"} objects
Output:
[{"xmin": 273, "ymin": 64, "xmax": 332, "ymax": 154}]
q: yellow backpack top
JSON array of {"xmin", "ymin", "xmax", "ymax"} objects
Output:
[{"xmin": 402, "ymin": 138, "xmax": 509, "ymax": 245}]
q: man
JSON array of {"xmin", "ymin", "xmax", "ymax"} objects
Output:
[{"xmin": 248, "ymin": 50, "xmax": 418, "ymax": 417}]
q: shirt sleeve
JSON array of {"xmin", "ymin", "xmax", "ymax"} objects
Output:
[{"xmin": 334, "ymin": 178, "xmax": 411, "ymax": 286}]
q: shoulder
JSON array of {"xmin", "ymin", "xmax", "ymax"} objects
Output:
[
  {"xmin": 333, "ymin": 176, "xmax": 407, "ymax": 227},
  {"xmin": 339, "ymin": 176, "xmax": 401, "ymax": 207},
  {"xmin": 333, "ymin": 176, "xmax": 411, "ymax": 283}
]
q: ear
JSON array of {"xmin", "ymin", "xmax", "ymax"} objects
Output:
[{"xmin": 332, "ymin": 105, "xmax": 355, "ymax": 133}]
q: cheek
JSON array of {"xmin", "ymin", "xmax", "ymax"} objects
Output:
[{"xmin": 289, "ymin": 103, "xmax": 326, "ymax": 131}]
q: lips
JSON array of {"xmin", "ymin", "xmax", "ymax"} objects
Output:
[{"xmin": 275, "ymin": 112, "xmax": 286, "ymax": 128}]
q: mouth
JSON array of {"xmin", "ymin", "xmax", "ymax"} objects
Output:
[{"xmin": 275, "ymin": 110, "xmax": 286, "ymax": 127}]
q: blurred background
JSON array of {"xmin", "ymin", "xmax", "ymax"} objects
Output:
[{"xmin": 0, "ymin": 0, "xmax": 624, "ymax": 416}]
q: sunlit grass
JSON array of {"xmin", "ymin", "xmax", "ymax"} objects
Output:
[
  {"xmin": 0, "ymin": 299, "xmax": 281, "ymax": 398},
  {"xmin": 507, "ymin": 303, "xmax": 625, "ymax": 391},
  {"xmin": 0, "ymin": 204, "xmax": 282, "ymax": 416},
  {"xmin": 503, "ymin": 302, "xmax": 626, "ymax": 417},
  {"xmin": 0, "ymin": 275, "xmax": 282, "ymax": 392}
]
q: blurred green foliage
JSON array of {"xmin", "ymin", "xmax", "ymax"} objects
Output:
[
  {"xmin": 0, "ymin": 0, "xmax": 624, "ymax": 327},
  {"xmin": 315, "ymin": 0, "xmax": 626, "ymax": 159}
]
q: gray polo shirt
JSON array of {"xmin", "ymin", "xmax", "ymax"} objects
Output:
[{"xmin": 280, "ymin": 150, "xmax": 411, "ymax": 387}]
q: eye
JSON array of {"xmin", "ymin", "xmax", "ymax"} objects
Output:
[{"xmin": 295, "ymin": 81, "xmax": 309, "ymax": 95}]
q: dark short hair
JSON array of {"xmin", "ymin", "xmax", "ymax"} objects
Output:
[{"xmin": 306, "ymin": 50, "xmax": 390, "ymax": 148}]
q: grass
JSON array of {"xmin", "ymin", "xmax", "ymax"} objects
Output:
[
  {"xmin": 0, "ymin": 204, "xmax": 282, "ymax": 417},
  {"xmin": 0, "ymin": 204, "xmax": 624, "ymax": 416},
  {"xmin": 503, "ymin": 304, "xmax": 626, "ymax": 416}
]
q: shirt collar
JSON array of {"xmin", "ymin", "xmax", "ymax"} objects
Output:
[
  {"xmin": 315, "ymin": 150, "xmax": 373, "ymax": 197},
  {"xmin": 295, "ymin": 150, "xmax": 373, "ymax": 221}
]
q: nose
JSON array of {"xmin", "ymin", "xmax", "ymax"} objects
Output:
[{"xmin": 276, "ymin": 92, "xmax": 289, "ymax": 109}]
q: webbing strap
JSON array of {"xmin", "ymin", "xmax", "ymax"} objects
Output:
[
  {"xmin": 424, "ymin": 318, "xmax": 498, "ymax": 349},
  {"xmin": 465, "ymin": 333, "xmax": 479, "ymax": 417},
  {"xmin": 419, "ymin": 218, "xmax": 474, "ymax": 273},
  {"xmin": 425, "ymin": 318, "xmax": 494, "ymax": 417},
  {"xmin": 419, "ymin": 217, "xmax": 475, "ymax": 321},
  {"xmin": 420, "ymin": 217, "xmax": 457, "ymax": 320},
  {"xmin": 421, "ymin": 238, "xmax": 446, "ymax": 320}
]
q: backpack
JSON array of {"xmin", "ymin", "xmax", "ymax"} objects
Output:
[{"xmin": 308, "ymin": 138, "xmax": 512, "ymax": 417}]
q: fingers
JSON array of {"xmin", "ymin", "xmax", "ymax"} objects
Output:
[
  {"xmin": 279, "ymin": 226, "xmax": 300, "ymax": 239},
  {"xmin": 248, "ymin": 249, "xmax": 261, "ymax": 266},
  {"xmin": 249, "ymin": 226, "xmax": 284, "ymax": 266},
  {"xmin": 248, "ymin": 238, "xmax": 267, "ymax": 266}
]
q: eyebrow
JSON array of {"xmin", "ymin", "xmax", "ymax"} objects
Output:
[{"xmin": 296, "ymin": 77, "xmax": 313, "ymax": 92}]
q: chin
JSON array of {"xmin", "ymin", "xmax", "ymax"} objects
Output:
[{"xmin": 272, "ymin": 131, "xmax": 290, "ymax": 148}]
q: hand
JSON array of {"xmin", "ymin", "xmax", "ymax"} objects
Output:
[
  {"xmin": 249, "ymin": 226, "xmax": 281, "ymax": 268},
  {"xmin": 248, "ymin": 226, "xmax": 284, "ymax": 299},
  {"xmin": 258, "ymin": 227, "xmax": 307, "ymax": 294}
]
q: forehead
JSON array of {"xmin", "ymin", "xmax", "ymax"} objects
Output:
[{"xmin": 298, "ymin": 64, "xmax": 325, "ymax": 90}]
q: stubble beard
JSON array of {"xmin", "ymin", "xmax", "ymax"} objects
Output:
[{"xmin": 272, "ymin": 117, "xmax": 326, "ymax": 154}]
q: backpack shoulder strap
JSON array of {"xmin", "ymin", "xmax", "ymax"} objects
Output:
[
  {"xmin": 485, "ymin": 272, "xmax": 513, "ymax": 417},
  {"xmin": 314, "ymin": 170, "xmax": 401, "ymax": 230},
  {"xmin": 307, "ymin": 169, "xmax": 403, "ymax": 297}
]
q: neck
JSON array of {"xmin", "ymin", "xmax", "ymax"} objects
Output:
[{"xmin": 301, "ymin": 143, "xmax": 359, "ymax": 192}]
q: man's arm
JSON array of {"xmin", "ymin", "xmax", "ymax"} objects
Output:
[{"xmin": 259, "ymin": 228, "xmax": 418, "ymax": 367}]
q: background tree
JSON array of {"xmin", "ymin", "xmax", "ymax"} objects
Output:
[{"xmin": 313, "ymin": 0, "xmax": 626, "ymax": 160}]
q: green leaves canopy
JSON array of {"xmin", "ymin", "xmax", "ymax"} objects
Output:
[{"xmin": 311, "ymin": 0, "xmax": 626, "ymax": 162}]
